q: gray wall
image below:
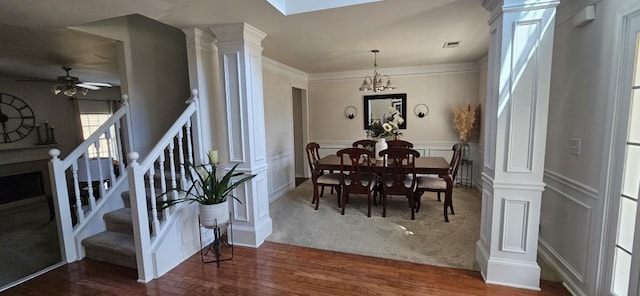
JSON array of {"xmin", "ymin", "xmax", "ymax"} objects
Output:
[
  {"xmin": 75, "ymin": 14, "xmax": 190, "ymax": 157},
  {"xmin": 540, "ymin": 1, "xmax": 627, "ymax": 295}
]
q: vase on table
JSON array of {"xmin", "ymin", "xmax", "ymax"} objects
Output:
[{"xmin": 374, "ymin": 138, "xmax": 387, "ymax": 161}]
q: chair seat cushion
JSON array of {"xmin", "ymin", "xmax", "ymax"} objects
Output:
[
  {"xmin": 345, "ymin": 174, "xmax": 377, "ymax": 190},
  {"xmin": 317, "ymin": 173, "xmax": 342, "ymax": 185},
  {"xmin": 416, "ymin": 176, "xmax": 447, "ymax": 190},
  {"xmin": 384, "ymin": 176, "xmax": 416, "ymax": 189}
]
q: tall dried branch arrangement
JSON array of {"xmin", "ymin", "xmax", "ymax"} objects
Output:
[{"xmin": 452, "ymin": 104, "xmax": 477, "ymax": 142}]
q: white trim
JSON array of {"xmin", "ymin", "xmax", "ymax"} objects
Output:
[
  {"xmin": 308, "ymin": 62, "xmax": 479, "ymax": 81},
  {"xmin": 544, "ymin": 169, "xmax": 599, "ymax": 200},
  {"xmin": 263, "ymin": 56, "xmax": 309, "ymax": 79},
  {"xmin": 0, "ymin": 261, "xmax": 65, "ymax": 292},
  {"xmin": 539, "ymin": 239, "xmax": 588, "ymax": 295}
]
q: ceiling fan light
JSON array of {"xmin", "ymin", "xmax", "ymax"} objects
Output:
[
  {"xmin": 80, "ymin": 88, "xmax": 89, "ymax": 96},
  {"xmin": 51, "ymin": 85, "xmax": 62, "ymax": 95},
  {"xmin": 63, "ymin": 87, "xmax": 77, "ymax": 97}
]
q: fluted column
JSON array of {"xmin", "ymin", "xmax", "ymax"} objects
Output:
[
  {"xmin": 477, "ymin": 0, "xmax": 558, "ymax": 290},
  {"xmin": 209, "ymin": 23, "xmax": 272, "ymax": 247}
]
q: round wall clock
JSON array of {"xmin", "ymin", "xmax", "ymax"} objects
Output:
[{"xmin": 0, "ymin": 93, "xmax": 35, "ymax": 143}]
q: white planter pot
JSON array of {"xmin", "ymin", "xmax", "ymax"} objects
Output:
[
  {"xmin": 199, "ymin": 202, "xmax": 229, "ymax": 228},
  {"xmin": 375, "ymin": 138, "xmax": 387, "ymax": 161}
]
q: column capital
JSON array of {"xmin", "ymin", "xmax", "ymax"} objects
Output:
[
  {"xmin": 183, "ymin": 27, "xmax": 217, "ymax": 46},
  {"xmin": 209, "ymin": 23, "xmax": 267, "ymax": 47}
]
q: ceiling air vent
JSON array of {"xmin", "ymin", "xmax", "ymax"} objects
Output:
[{"xmin": 443, "ymin": 41, "xmax": 461, "ymax": 48}]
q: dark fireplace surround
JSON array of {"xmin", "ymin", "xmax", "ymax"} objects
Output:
[{"xmin": 0, "ymin": 157, "xmax": 52, "ymax": 205}]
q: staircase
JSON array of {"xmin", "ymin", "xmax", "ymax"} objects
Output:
[{"xmin": 48, "ymin": 90, "xmax": 206, "ymax": 282}]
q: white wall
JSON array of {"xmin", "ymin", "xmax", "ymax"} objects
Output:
[
  {"xmin": 74, "ymin": 14, "xmax": 190, "ymax": 157},
  {"xmin": 308, "ymin": 65, "xmax": 480, "ymax": 143},
  {"xmin": 262, "ymin": 57, "xmax": 308, "ymax": 201},
  {"xmin": 539, "ymin": 1, "xmax": 627, "ymax": 295}
]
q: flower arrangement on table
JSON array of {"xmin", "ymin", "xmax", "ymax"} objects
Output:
[{"xmin": 366, "ymin": 106, "xmax": 404, "ymax": 139}]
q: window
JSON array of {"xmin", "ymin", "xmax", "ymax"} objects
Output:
[{"xmin": 77, "ymin": 100, "xmax": 118, "ymax": 159}]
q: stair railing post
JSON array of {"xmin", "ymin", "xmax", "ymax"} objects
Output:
[
  {"xmin": 122, "ymin": 94, "xmax": 135, "ymax": 162},
  {"xmin": 48, "ymin": 149, "xmax": 77, "ymax": 262},
  {"xmin": 126, "ymin": 152, "xmax": 154, "ymax": 282}
]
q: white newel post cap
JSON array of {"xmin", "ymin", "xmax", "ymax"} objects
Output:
[
  {"xmin": 49, "ymin": 149, "xmax": 60, "ymax": 159},
  {"xmin": 128, "ymin": 152, "xmax": 139, "ymax": 164}
]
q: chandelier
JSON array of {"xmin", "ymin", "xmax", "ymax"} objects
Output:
[{"xmin": 359, "ymin": 49, "xmax": 396, "ymax": 92}]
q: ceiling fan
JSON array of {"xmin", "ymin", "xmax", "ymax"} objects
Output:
[{"xmin": 21, "ymin": 66, "xmax": 113, "ymax": 97}]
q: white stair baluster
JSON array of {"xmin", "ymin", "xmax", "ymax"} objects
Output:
[
  {"xmin": 105, "ymin": 128, "xmax": 116, "ymax": 186},
  {"xmin": 147, "ymin": 169, "xmax": 160, "ymax": 236},
  {"xmin": 185, "ymin": 119, "xmax": 194, "ymax": 166},
  {"xmin": 94, "ymin": 140, "xmax": 106, "ymax": 203},
  {"xmin": 158, "ymin": 154, "xmax": 169, "ymax": 221},
  {"xmin": 82, "ymin": 151, "xmax": 96, "ymax": 210},
  {"xmin": 71, "ymin": 161, "xmax": 84, "ymax": 223},
  {"xmin": 177, "ymin": 128, "xmax": 187, "ymax": 187},
  {"xmin": 115, "ymin": 120, "xmax": 126, "ymax": 178}
]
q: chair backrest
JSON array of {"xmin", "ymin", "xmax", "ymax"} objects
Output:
[
  {"xmin": 386, "ymin": 139, "xmax": 414, "ymax": 148},
  {"xmin": 336, "ymin": 147, "xmax": 374, "ymax": 191},
  {"xmin": 305, "ymin": 142, "xmax": 322, "ymax": 176},
  {"xmin": 379, "ymin": 148, "xmax": 420, "ymax": 194},
  {"xmin": 352, "ymin": 139, "xmax": 376, "ymax": 151},
  {"xmin": 450, "ymin": 143, "xmax": 463, "ymax": 180}
]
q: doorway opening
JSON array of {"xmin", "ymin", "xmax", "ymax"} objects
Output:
[{"xmin": 291, "ymin": 87, "xmax": 309, "ymax": 187}]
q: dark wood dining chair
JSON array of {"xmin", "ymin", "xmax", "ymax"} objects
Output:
[
  {"xmin": 336, "ymin": 147, "xmax": 377, "ymax": 217},
  {"xmin": 386, "ymin": 139, "xmax": 414, "ymax": 148},
  {"xmin": 415, "ymin": 143, "xmax": 462, "ymax": 215},
  {"xmin": 306, "ymin": 142, "xmax": 342, "ymax": 210},
  {"xmin": 352, "ymin": 139, "xmax": 376, "ymax": 151},
  {"xmin": 379, "ymin": 148, "xmax": 420, "ymax": 220}
]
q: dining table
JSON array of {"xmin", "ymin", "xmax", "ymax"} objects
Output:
[{"xmin": 315, "ymin": 154, "xmax": 454, "ymax": 222}]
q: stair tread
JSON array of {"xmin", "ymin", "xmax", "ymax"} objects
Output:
[
  {"xmin": 104, "ymin": 208, "xmax": 132, "ymax": 224},
  {"xmin": 82, "ymin": 231, "xmax": 136, "ymax": 256}
]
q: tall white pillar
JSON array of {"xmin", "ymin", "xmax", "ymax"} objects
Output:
[
  {"xmin": 209, "ymin": 23, "xmax": 272, "ymax": 247},
  {"xmin": 477, "ymin": 0, "xmax": 558, "ymax": 290}
]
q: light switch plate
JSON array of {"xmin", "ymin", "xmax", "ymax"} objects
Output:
[{"xmin": 570, "ymin": 138, "xmax": 582, "ymax": 155}]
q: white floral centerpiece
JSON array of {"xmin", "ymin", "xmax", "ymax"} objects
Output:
[
  {"xmin": 366, "ymin": 106, "xmax": 404, "ymax": 139},
  {"xmin": 366, "ymin": 107, "xmax": 404, "ymax": 160}
]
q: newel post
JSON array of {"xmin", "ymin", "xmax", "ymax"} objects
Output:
[
  {"xmin": 126, "ymin": 152, "xmax": 154, "ymax": 282},
  {"xmin": 48, "ymin": 148, "xmax": 76, "ymax": 262}
]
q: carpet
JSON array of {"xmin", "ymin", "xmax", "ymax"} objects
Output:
[
  {"xmin": 0, "ymin": 196, "xmax": 61, "ymax": 288},
  {"xmin": 267, "ymin": 180, "xmax": 561, "ymax": 282}
]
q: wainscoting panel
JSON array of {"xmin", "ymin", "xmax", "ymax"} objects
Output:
[
  {"xmin": 267, "ymin": 148, "xmax": 294, "ymax": 203},
  {"xmin": 539, "ymin": 170, "xmax": 600, "ymax": 295}
]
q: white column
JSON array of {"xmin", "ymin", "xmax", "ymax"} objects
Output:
[
  {"xmin": 209, "ymin": 23, "xmax": 272, "ymax": 247},
  {"xmin": 477, "ymin": 0, "xmax": 558, "ymax": 290}
]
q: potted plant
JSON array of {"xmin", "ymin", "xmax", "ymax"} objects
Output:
[{"xmin": 158, "ymin": 152, "xmax": 256, "ymax": 228}]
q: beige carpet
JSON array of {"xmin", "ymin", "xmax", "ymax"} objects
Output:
[{"xmin": 268, "ymin": 180, "xmax": 561, "ymax": 282}]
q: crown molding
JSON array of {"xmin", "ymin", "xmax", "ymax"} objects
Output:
[
  {"xmin": 263, "ymin": 56, "xmax": 309, "ymax": 80},
  {"xmin": 308, "ymin": 62, "xmax": 480, "ymax": 82}
]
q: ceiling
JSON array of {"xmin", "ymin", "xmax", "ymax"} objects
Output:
[{"xmin": 0, "ymin": 0, "xmax": 489, "ymax": 82}]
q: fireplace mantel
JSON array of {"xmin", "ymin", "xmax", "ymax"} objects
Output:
[{"xmin": 0, "ymin": 144, "xmax": 57, "ymax": 166}]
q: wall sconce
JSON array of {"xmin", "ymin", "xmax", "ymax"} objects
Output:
[
  {"xmin": 414, "ymin": 104, "xmax": 429, "ymax": 118},
  {"xmin": 345, "ymin": 106, "xmax": 357, "ymax": 119}
]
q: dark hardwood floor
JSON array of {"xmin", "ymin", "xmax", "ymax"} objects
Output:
[{"xmin": 3, "ymin": 242, "xmax": 569, "ymax": 295}]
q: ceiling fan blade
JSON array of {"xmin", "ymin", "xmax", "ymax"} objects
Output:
[
  {"xmin": 76, "ymin": 83, "xmax": 100, "ymax": 90},
  {"xmin": 82, "ymin": 82, "xmax": 112, "ymax": 87}
]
